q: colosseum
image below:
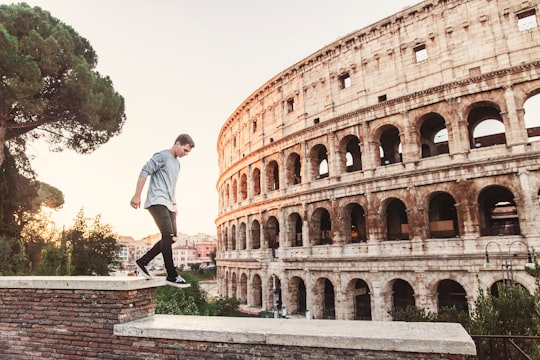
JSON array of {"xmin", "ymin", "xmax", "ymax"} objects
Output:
[{"xmin": 215, "ymin": 0, "xmax": 540, "ymax": 321}]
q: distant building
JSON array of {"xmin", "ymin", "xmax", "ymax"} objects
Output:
[{"xmin": 117, "ymin": 232, "xmax": 217, "ymax": 274}]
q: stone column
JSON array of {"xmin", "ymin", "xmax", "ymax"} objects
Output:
[{"xmin": 502, "ymin": 85, "xmax": 528, "ymax": 146}]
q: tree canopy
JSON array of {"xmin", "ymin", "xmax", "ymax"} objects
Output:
[{"xmin": 0, "ymin": 3, "xmax": 126, "ymax": 167}]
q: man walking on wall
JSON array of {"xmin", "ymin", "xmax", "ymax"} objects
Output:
[{"xmin": 130, "ymin": 133, "xmax": 195, "ymax": 288}]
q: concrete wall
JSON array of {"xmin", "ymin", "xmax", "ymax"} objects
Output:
[{"xmin": 0, "ymin": 277, "xmax": 476, "ymax": 359}]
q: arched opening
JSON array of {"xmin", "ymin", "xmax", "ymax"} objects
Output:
[
  {"xmin": 288, "ymin": 276, "xmax": 307, "ymax": 316},
  {"xmin": 231, "ymin": 272, "xmax": 237, "ymax": 298},
  {"xmin": 240, "ymin": 173, "xmax": 247, "ymax": 200},
  {"xmin": 286, "ymin": 152, "xmax": 302, "ymax": 185},
  {"xmin": 230, "ymin": 224, "xmax": 236, "ymax": 250},
  {"xmin": 251, "ymin": 220, "xmax": 261, "ymax": 249},
  {"xmin": 352, "ymin": 279, "xmax": 372, "ymax": 320},
  {"xmin": 266, "ymin": 160, "xmax": 279, "ymax": 191},
  {"xmin": 419, "ymin": 113, "xmax": 449, "ymax": 157},
  {"xmin": 267, "ymin": 275, "xmax": 282, "ymax": 314},
  {"xmin": 524, "ymin": 94, "xmax": 540, "ymax": 143},
  {"xmin": 232, "ymin": 179, "xmax": 238, "ymax": 203},
  {"xmin": 392, "ymin": 279, "xmax": 415, "ymax": 312},
  {"xmin": 437, "ymin": 279, "xmax": 468, "ymax": 314},
  {"xmin": 288, "ymin": 212, "xmax": 303, "ymax": 247},
  {"xmin": 467, "ymin": 104, "xmax": 506, "ymax": 149},
  {"xmin": 310, "ymin": 144, "xmax": 329, "ymax": 179},
  {"xmin": 252, "ymin": 274, "xmax": 262, "ymax": 308},
  {"xmin": 385, "ymin": 199, "xmax": 409, "ymax": 240},
  {"xmin": 343, "ymin": 203, "xmax": 367, "ymax": 243},
  {"xmin": 252, "ymin": 168, "xmax": 261, "ymax": 196},
  {"xmin": 311, "ymin": 207, "xmax": 332, "ymax": 245},
  {"xmin": 340, "ymin": 135, "xmax": 362, "ymax": 172},
  {"xmin": 239, "ymin": 273, "xmax": 248, "ymax": 304},
  {"xmin": 428, "ymin": 192, "xmax": 459, "ymax": 238},
  {"xmin": 379, "ymin": 126, "xmax": 402, "ymax": 165},
  {"xmin": 314, "ymin": 277, "xmax": 335, "ymax": 319},
  {"xmin": 238, "ymin": 222, "xmax": 246, "ymax": 250},
  {"xmin": 266, "ymin": 216, "xmax": 280, "ymax": 257},
  {"xmin": 478, "ymin": 186, "xmax": 521, "ymax": 236}
]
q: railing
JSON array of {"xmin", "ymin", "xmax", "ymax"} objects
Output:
[{"xmin": 470, "ymin": 335, "xmax": 540, "ymax": 360}]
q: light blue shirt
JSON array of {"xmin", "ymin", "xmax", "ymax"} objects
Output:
[{"xmin": 139, "ymin": 149, "xmax": 180, "ymax": 211}]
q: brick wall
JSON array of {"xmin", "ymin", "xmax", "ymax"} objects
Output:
[{"xmin": 0, "ymin": 277, "xmax": 476, "ymax": 359}]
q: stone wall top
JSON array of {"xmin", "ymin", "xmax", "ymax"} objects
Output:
[
  {"xmin": 0, "ymin": 275, "xmax": 163, "ymax": 291},
  {"xmin": 114, "ymin": 314, "xmax": 477, "ymax": 356}
]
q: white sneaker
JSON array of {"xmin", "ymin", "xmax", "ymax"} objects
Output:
[{"xmin": 166, "ymin": 275, "xmax": 190, "ymax": 288}]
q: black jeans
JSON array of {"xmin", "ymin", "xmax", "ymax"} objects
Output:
[{"xmin": 138, "ymin": 205, "xmax": 178, "ymax": 280}]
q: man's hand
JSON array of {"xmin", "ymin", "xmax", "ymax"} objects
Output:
[{"xmin": 130, "ymin": 195, "xmax": 141, "ymax": 209}]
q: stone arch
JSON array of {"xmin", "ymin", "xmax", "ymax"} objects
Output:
[
  {"xmin": 478, "ymin": 185, "xmax": 521, "ymax": 236},
  {"xmin": 437, "ymin": 279, "xmax": 469, "ymax": 314},
  {"xmin": 339, "ymin": 134, "xmax": 362, "ymax": 173},
  {"xmin": 225, "ymin": 182, "xmax": 230, "ymax": 207},
  {"xmin": 418, "ymin": 112, "xmax": 449, "ymax": 158},
  {"xmin": 231, "ymin": 271, "xmax": 238, "ymax": 298},
  {"xmin": 313, "ymin": 277, "xmax": 336, "ymax": 319},
  {"xmin": 309, "ymin": 144, "xmax": 329, "ymax": 180},
  {"xmin": 342, "ymin": 202, "xmax": 367, "ymax": 244},
  {"xmin": 427, "ymin": 191, "xmax": 459, "ymax": 238},
  {"xmin": 222, "ymin": 225, "xmax": 229, "ymax": 251},
  {"xmin": 267, "ymin": 275, "xmax": 282, "ymax": 314},
  {"xmin": 266, "ymin": 160, "xmax": 279, "ymax": 191},
  {"xmin": 287, "ymin": 212, "xmax": 303, "ymax": 247},
  {"xmin": 230, "ymin": 224, "xmax": 237, "ymax": 250},
  {"xmin": 251, "ymin": 219, "xmax": 261, "ymax": 249},
  {"xmin": 239, "ymin": 172, "xmax": 248, "ymax": 200},
  {"xmin": 252, "ymin": 274, "xmax": 263, "ymax": 308},
  {"xmin": 239, "ymin": 272, "xmax": 248, "ymax": 304},
  {"xmin": 383, "ymin": 198, "xmax": 409, "ymax": 240},
  {"xmin": 376, "ymin": 124, "xmax": 402, "ymax": 165},
  {"xmin": 466, "ymin": 101, "xmax": 506, "ymax": 149},
  {"xmin": 265, "ymin": 216, "xmax": 280, "ymax": 256},
  {"xmin": 238, "ymin": 222, "xmax": 246, "ymax": 250},
  {"xmin": 346, "ymin": 278, "xmax": 372, "ymax": 320},
  {"xmin": 288, "ymin": 276, "xmax": 307, "ymax": 316},
  {"xmin": 391, "ymin": 278, "xmax": 415, "ymax": 312},
  {"xmin": 311, "ymin": 207, "xmax": 332, "ymax": 245},
  {"xmin": 524, "ymin": 92, "xmax": 540, "ymax": 143},
  {"xmin": 286, "ymin": 152, "xmax": 302, "ymax": 186},
  {"xmin": 252, "ymin": 167, "xmax": 261, "ymax": 196},
  {"xmin": 232, "ymin": 178, "xmax": 238, "ymax": 203}
]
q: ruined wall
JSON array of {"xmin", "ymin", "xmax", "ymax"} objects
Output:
[
  {"xmin": 216, "ymin": 0, "xmax": 540, "ymax": 320},
  {"xmin": 0, "ymin": 277, "xmax": 475, "ymax": 359}
]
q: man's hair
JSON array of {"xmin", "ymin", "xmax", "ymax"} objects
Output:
[{"xmin": 175, "ymin": 134, "xmax": 195, "ymax": 148}]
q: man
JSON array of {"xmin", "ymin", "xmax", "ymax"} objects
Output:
[{"xmin": 130, "ymin": 133, "xmax": 195, "ymax": 287}]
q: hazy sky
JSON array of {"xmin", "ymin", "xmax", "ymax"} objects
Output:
[{"xmin": 3, "ymin": 0, "xmax": 421, "ymax": 238}]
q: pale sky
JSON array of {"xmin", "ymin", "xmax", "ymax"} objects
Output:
[{"xmin": 3, "ymin": 0, "xmax": 426, "ymax": 238}]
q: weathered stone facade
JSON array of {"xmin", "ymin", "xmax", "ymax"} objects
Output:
[{"xmin": 216, "ymin": 0, "xmax": 540, "ymax": 321}]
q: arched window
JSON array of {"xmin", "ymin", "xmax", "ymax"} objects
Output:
[
  {"xmin": 385, "ymin": 199, "xmax": 409, "ymax": 240},
  {"xmin": 478, "ymin": 186, "xmax": 520, "ymax": 236},
  {"xmin": 379, "ymin": 126, "xmax": 402, "ymax": 165},
  {"xmin": 428, "ymin": 192, "xmax": 459, "ymax": 238},
  {"xmin": 467, "ymin": 104, "xmax": 506, "ymax": 149},
  {"xmin": 419, "ymin": 113, "xmax": 449, "ymax": 157}
]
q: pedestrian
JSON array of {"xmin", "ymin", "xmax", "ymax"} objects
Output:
[{"xmin": 130, "ymin": 133, "xmax": 195, "ymax": 288}]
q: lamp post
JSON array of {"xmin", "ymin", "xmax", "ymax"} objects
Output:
[{"xmin": 485, "ymin": 240, "xmax": 533, "ymax": 287}]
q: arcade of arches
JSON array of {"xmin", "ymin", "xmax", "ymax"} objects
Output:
[
  {"xmin": 215, "ymin": 0, "xmax": 540, "ymax": 321},
  {"xmin": 217, "ymin": 95, "xmax": 540, "ymax": 321}
]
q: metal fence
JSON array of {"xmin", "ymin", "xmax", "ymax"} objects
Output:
[{"xmin": 471, "ymin": 335, "xmax": 540, "ymax": 360}]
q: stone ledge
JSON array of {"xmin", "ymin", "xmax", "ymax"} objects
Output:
[
  {"xmin": 0, "ymin": 276, "xmax": 164, "ymax": 291},
  {"xmin": 114, "ymin": 314, "xmax": 477, "ymax": 355}
]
